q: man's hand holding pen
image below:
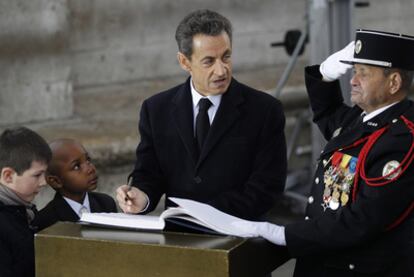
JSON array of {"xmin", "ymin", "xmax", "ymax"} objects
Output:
[{"xmin": 116, "ymin": 179, "xmax": 149, "ymax": 214}]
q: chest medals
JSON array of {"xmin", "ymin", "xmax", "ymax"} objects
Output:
[{"xmin": 322, "ymin": 151, "xmax": 358, "ymax": 211}]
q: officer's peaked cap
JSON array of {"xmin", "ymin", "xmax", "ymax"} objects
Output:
[{"xmin": 341, "ymin": 29, "xmax": 414, "ymax": 70}]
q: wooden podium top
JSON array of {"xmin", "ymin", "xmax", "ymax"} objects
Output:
[{"xmin": 35, "ymin": 222, "xmax": 289, "ymax": 277}]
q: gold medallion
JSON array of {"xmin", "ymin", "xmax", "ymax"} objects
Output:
[
  {"xmin": 340, "ymin": 192, "xmax": 349, "ymax": 206},
  {"xmin": 332, "ymin": 188, "xmax": 340, "ymax": 201}
]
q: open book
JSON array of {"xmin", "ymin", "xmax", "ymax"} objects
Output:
[{"xmin": 80, "ymin": 197, "xmax": 258, "ymax": 237}]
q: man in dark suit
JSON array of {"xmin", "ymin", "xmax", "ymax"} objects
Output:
[
  {"xmin": 116, "ymin": 9, "xmax": 287, "ymax": 220},
  {"xmin": 237, "ymin": 29, "xmax": 414, "ymax": 276}
]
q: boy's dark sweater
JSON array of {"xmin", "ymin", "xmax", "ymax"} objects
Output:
[{"xmin": 0, "ymin": 201, "xmax": 35, "ymax": 277}]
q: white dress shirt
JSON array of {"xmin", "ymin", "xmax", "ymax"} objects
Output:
[
  {"xmin": 63, "ymin": 193, "xmax": 91, "ymax": 217},
  {"xmin": 362, "ymin": 101, "xmax": 399, "ymax": 122},
  {"xmin": 190, "ymin": 78, "xmax": 222, "ymax": 134}
]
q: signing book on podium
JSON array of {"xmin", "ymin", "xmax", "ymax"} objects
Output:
[{"xmin": 80, "ymin": 197, "xmax": 258, "ymax": 237}]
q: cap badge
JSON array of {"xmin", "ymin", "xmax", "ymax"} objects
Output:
[
  {"xmin": 382, "ymin": 160, "xmax": 401, "ymax": 180},
  {"xmin": 355, "ymin": 40, "xmax": 362, "ymax": 54}
]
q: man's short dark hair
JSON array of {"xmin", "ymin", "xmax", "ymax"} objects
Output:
[
  {"xmin": 175, "ymin": 9, "xmax": 232, "ymax": 59},
  {"xmin": 0, "ymin": 127, "xmax": 52, "ymax": 175}
]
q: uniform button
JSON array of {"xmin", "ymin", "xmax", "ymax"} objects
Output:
[
  {"xmin": 392, "ymin": 118, "xmax": 398, "ymax": 123},
  {"xmin": 320, "ymin": 150, "xmax": 324, "ymax": 154},
  {"xmin": 193, "ymin": 176, "xmax": 202, "ymax": 184},
  {"xmin": 315, "ymin": 177, "xmax": 319, "ymax": 184},
  {"xmin": 308, "ymin": 196, "xmax": 314, "ymax": 204},
  {"xmin": 305, "ymin": 216, "xmax": 310, "ymax": 220},
  {"xmin": 349, "ymin": 264, "xmax": 355, "ymax": 270}
]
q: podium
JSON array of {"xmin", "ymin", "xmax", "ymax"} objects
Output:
[{"xmin": 35, "ymin": 222, "xmax": 289, "ymax": 277}]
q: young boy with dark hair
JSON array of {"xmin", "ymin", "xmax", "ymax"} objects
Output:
[
  {"xmin": 33, "ymin": 138, "xmax": 117, "ymax": 231},
  {"xmin": 0, "ymin": 126, "xmax": 52, "ymax": 277}
]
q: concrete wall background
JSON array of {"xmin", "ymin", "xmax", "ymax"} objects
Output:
[
  {"xmin": 1, "ymin": 0, "xmax": 414, "ymax": 125},
  {"xmin": 0, "ymin": 0, "xmax": 73, "ymax": 124},
  {"xmin": 354, "ymin": 0, "xmax": 414, "ymax": 35},
  {"xmin": 67, "ymin": 0, "xmax": 306, "ymax": 88},
  {"xmin": 0, "ymin": 0, "xmax": 308, "ymax": 125}
]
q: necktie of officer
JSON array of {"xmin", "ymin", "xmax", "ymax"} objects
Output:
[
  {"xmin": 196, "ymin": 98, "xmax": 212, "ymax": 151},
  {"xmin": 352, "ymin": 113, "xmax": 365, "ymax": 129}
]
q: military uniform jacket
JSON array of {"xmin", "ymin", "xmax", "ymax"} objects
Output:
[
  {"xmin": 285, "ymin": 65, "xmax": 414, "ymax": 276},
  {"xmin": 131, "ymin": 77, "xmax": 287, "ymax": 220},
  {"xmin": 0, "ymin": 201, "xmax": 35, "ymax": 277},
  {"xmin": 33, "ymin": 192, "xmax": 117, "ymax": 231}
]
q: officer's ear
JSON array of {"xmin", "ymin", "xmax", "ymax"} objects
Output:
[
  {"xmin": 388, "ymin": 71, "xmax": 402, "ymax": 95},
  {"xmin": 177, "ymin": 52, "xmax": 192, "ymax": 73}
]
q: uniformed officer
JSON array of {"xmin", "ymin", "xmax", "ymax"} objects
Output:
[{"xmin": 236, "ymin": 29, "xmax": 414, "ymax": 276}]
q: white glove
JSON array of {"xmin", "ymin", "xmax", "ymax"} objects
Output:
[
  {"xmin": 232, "ymin": 221, "xmax": 286, "ymax": 246},
  {"xmin": 255, "ymin": 222, "xmax": 286, "ymax": 246},
  {"xmin": 319, "ymin": 41, "xmax": 355, "ymax": 81}
]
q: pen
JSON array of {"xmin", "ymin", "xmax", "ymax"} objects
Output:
[{"xmin": 124, "ymin": 176, "xmax": 133, "ymax": 202}]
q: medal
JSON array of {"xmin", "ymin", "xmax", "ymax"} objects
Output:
[
  {"xmin": 349, "ymin": 157, "xmax": 358, "ymax": 174},
  {"xmin": 321, "ymin": 151, "xmax": 358, "ymax": 212},
  {"xmin": 329, "ymin": 199, "xmax": 340, "ymax": 210},
  {"xmin": 323, "ymin": 187, "xmax": 331, "ymax": 198},
  {"xmin": 332, "ymin": 187, "xmax": 340, "ymax": 201},
  {"xmin": 325, "ymin": 175, "xmax": 333, "ymax": 186},
  {"xmin": 340, "ymin": 154, "xmax": 352, "ymax": 168},
  {"xmin": 340, "ymin": 192, "xmax": 349, "ymax": 206}
]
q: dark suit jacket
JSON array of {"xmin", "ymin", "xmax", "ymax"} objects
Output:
[
  {"xmin": 285, "ymin": 65, "xmax": 414, "ymax": 276},
  {"xmin": 33, "ymin": 192, "xmax": 117, "ymax": 231},
  {"xmin": 0, "ymin": 202, "xmax": 35, "ymax": 277},
  {"xmin": 131, "ymin": 77, "xmax": 287, "ymax": 220}
]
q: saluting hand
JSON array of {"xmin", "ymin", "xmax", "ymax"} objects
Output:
[{"xmin": 319, "ymin": 41, "xmax": 355, "ymax": 81}]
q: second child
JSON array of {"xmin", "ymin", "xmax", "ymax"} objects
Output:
[
  {"xmin": 33, "ymin": 138, "xmax": 117, "ymax": 231},
  {"xmin": 0, "ymin": 127, "xmax": 51, "ymax": 277}
]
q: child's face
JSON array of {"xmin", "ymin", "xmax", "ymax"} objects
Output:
[
  {"xmin": 55, "ymin": 142, "xmax": 98, "ymax": 194},
  {"xmin": 10, "ymin": 161, "xmax": 48, "ymax": 202}
]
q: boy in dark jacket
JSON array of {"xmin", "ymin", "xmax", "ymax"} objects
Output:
[
  {"xmin": 0, "ymin": 127, "xmax": 52, "ymax": 277},
  {"xmin": 33, "ymin": 138, "xmax": 117, "ymax": 231}
]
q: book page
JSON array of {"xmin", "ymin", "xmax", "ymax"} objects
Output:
[
  {"xmin": 168, "ymin": 197, "xmax": 258, "ymax": 237},
  {"xmin": 160, "ymin": 207, "xmax": 205, "ymax": 225},
  {"xmin": 81, "ymin": 228, "xmax": 166, "ymax": 244},
  {"xmin": 80, "ymin": 212, "xmax": 165, "ymax": 230}
]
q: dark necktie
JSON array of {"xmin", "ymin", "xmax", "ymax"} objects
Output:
[
  {"xmin": 354, "ymin": 113, "xmax": 365, "ymax": 128},
  {"xmin": 196, "ymin": 98, "xmax": 212, "ymax": 151}
]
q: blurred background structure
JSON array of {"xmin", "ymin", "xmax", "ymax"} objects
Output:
[{"xmin": 1, "ymin": 0, "xmax": 413, "ymax": 275}]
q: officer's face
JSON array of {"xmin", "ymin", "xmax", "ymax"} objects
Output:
[
  {"xmin": 350, "ymin": 64, "xmax": 393, "ymax": 113},
  {"xmin": 177, "ymin": 31, "xmax": 232, "ymax": 96}
]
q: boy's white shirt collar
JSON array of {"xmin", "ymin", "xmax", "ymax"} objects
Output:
[{"xmin": 63, "ymin": 192, "xmax": 91, "ymax": 217}]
